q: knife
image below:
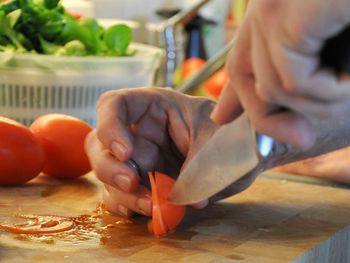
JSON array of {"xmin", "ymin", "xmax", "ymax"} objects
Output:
[{"xmin": 169, "ymin": 25, "xmax": 350, "ymax": 205}]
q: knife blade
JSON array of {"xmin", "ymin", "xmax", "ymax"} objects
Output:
[
  {"xmin": 169, "ymin": 113, "xmax": 273, "ymax": 204},
  {"xmin": 169, "ymin": 25, "xmax": 350, "ymax": 205}
]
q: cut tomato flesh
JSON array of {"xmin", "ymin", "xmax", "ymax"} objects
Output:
[
  {"xmin": 147, "ymin": 171, "xmax": 186, "ymax": 236},
  {"xmin": 148, "ymin": 172, "xmax": 168, "ymax": 236},
  {"xmin": 155, "ymin": 172, "xmax": 186, "ymax": 230}
]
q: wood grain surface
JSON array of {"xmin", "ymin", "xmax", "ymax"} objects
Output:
[{"xmin": 0, "ymin": 172, "xmax": 349, "ymax": 263}]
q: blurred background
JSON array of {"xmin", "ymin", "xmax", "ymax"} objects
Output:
[
  {"xmin": 0, "ymin": 0, "xmax": 249, "ymax": 126},
  {"xmin": 63, "ymin": 0, "xmax": 246, "ymax": 56},
  {"xmin": 62, "ymin": 0, "xmax": 249, "ymax": 97}
]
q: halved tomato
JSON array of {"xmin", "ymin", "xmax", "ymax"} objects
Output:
[{"xmin": 147, "ymin": 171, "xmax": 186, "ymax": 236}]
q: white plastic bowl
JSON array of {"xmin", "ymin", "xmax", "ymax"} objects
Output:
[{"xmin": 0, "ymin": 43, "xmax": 163, "ymax": 126}]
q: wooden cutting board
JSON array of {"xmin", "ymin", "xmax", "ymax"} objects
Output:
[{"xmin": 0, "ymin": 172, "xmax": 349, "ymax": 263}]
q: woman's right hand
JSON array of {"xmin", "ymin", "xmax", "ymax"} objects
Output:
[{"xmin": 212, "ymin": 0, "xmax": 350, "ymax": 151}]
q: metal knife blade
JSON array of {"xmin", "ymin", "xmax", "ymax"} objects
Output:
[
  {"xmin": 169, "ymin": 25, "xmax": 350, "ymax": 205},
  {"xmin": 169, "ymin": 114, "xmax": 273, "ymax": 205}
]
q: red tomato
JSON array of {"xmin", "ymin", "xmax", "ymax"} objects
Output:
[
  {"xmin": 181, "ymin": 57, "xmax": 206, "ymax": 80},
  {"xmin": 148, "ymin": 172, "xmax": 167, "ymax": 236},
  {"xmin": 0, "ymin": 117, "xmax": 45, "ymax": 185},
  {"xmin": 30, "ymin": 114, "xmax": 93, "ymax": 178},
  {"xmin": 203, "ymin": 68, "xmax": 229, "ymax": 99},
  {"xmin": 148, "ymin": 171, "xmax": 186, "ymax": 236}
]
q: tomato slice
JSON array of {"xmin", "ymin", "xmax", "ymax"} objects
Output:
[
  {"xmin": 155, "ymin": 172, "xmax": 186, "ymax": 231},
  {"xmin": 148, "ymin": 172, "xmax": 168, "ymax": 236},
  {"xmin": 0, "ymin": 215, "xmax": 74, "ymax": 235},
  {"xmin": 147, "ymin": 171, "xmax": 186, "ymax": 236}
]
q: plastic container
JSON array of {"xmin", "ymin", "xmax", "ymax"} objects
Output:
[{"xmin": 0, "ymin": 43, "xmax": 163, "ymax": 126}]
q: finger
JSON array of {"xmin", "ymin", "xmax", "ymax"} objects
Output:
[
  {"xmin": 85, "ymin": 131, "xmax": 140, "ymax": 192},
  {"xmin": 298, "ymin": 70, "xmax": 350, "ymax": 102},
  {"xmin": 235, "ymin": 71, "xmax": 315, "ymax": 149},
  {"xmin": 250, "ymin": 20, "xmax": 286, "ymax": 105},
  {"xmin": 270, "ymin": 6, "xmax": 347, "ymax": 96},
  {"xmin": 267, "ymin": 83, "xmax": 350, "ymax": 121},
  {"xmin": 210, "ymin": 17, "xmax": 252, "ymax": 125},
  {"xmin": 103, "ymin": 184, "xmax": 152, "ymax": 217},
  {"xmin": 191, "ymin": 199, "xmax": 209, "ymax": 210},
  {"xmin": 210, "ymin": 80, "xmax": 243, "ymax": 125},
  {"xmin": 271, "ymin": 43, "xmax": 323, "ymax": 95},
  {"xmin": 96, "ymin": 90, "xmax": 134, "ymax": 161},
  {"xmin": 96, "ymin": 88, "xmax": 159, "ymax": 161},
  {"xmin": 248, "ymin": 28, "xmax": 350, "ymax": 120},
  {"xmin": 130, "ymin": 136, "xmax": 162, "ymax": 186}
]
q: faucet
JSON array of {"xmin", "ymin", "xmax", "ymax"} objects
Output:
[
  {"xmin": 177, "ymin": 39, "xmax": 233, "ymax": 94},
  {"xmin": 156, "ymin": 0, "xmax": 212, "ymax": 87}
]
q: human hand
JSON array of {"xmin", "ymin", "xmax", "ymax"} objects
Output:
[
  {"xmin": 85, "ymin": 88, "xmax": 220, "ymax": 217},
  {"xmin": 211, "ymin": 0, "xmax": 350, "ymax": 151}
]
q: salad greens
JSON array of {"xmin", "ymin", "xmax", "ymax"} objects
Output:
[{"xmin": 0, "ymin": 0, "xmax": 134, "ymax": 56}]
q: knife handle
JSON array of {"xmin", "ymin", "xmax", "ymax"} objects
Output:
[{"xmin": 255, "ymin": 25, "xmax": 350, "ymax": 159}]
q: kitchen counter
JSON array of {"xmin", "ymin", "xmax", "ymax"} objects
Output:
[{"xmin": 0, "ymin": 172, "xmax": 349, "ymax": 262}]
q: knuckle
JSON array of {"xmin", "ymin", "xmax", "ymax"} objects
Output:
[
  {"xmin": 96, "ymin": 90, "xmax": 115, "ymax": 110},
  {"xmin": 95, "ymin": 124, "xmax": 114, "ymax": 146},
  {"xmin": 92, "ymin": 152, "xmax": 113, "ymax": 183},
  {"xmin": 283, "ymin": 82, "xmax": 299, "ymax": 93}
]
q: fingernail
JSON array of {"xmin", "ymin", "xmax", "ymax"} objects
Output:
[
  {"xmin": 114, "ymin": 174, "xmax": 131, "ymax": 191},
  {"xmin": 117, "ymin": 204, "xmax": 129, "ymax": 217},
  {"xmin": 111, "ymin": 141, "xmax": 127, "ymax": 160},
  {"xmin": 137, "ymin": 197, "xmax": 152, "ymax": 215}
]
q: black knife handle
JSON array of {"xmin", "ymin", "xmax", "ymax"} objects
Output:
[{"xmin": 320, "ymin": 25, "xmax": 350, "ymax": 74}]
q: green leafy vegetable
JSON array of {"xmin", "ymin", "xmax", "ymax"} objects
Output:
[
  {"xmin": 44, "ymin": 0, "xmax": 59, "ymax": 9},
  {"xmin": 0, "ymin": 9, "xmax": 25, "ymax": 52},
  {"xmin": 39, "ymin": 35, "xmax": 60, "ymax": 54},
  {"xmin": 56, "ymin": 40, "xmax": 87, "ymax": 56},
  {"xmin": 60, "ymin": 18, "xmax": 97, "ymax": 54},
  {"xmin": 0, "ymin": 0, "xmax": 134, "ymax": 57},
  {"xmin": 104, "ymin": 24, "xmax": 132, "ymax": 56}
]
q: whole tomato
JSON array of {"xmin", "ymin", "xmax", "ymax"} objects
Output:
[
  {"xmin": 30, "ymin": 114, "xmax": 93, "ymax": 178},
  {"xmin": 203, "ymin": 68, "xmax": 229, "ymax": 99},
  {"xmin": 181, "ymin": 57, "xmax": 206, "ymax": 80},
  {"xmin": 0, "ymin": 117, "xmax": 45, "ymax": 185}
]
